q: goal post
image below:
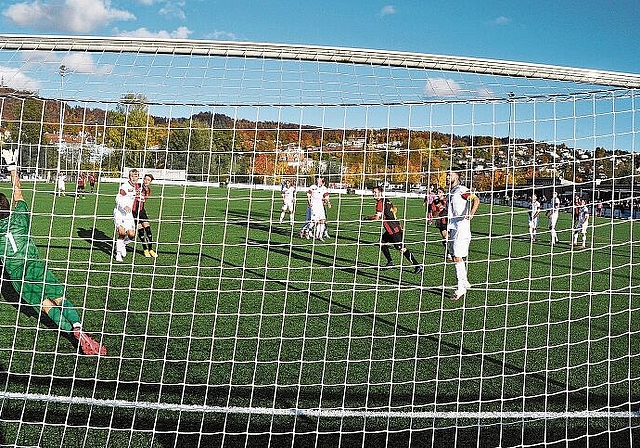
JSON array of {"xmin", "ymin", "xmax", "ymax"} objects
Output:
[{"xmin": 0, "ymin": 34, "xmax": 638, "ymax": 447}]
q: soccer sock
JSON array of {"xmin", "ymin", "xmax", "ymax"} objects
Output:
[
  {"xmin": 280, "ymin": 211, "xmax": 285, "ymax": 222},
  {"xmin": 403, "ymin": 250, "xmax": 419, "ymax": 266},
  {"xmin": 60, "ymin": 298, "xmax": 81, "ymax": 327},
  {"xmin": 144, "ymin": 226, "xmax": 154, "ymax": 250},
  {"xmin": 381, "ymin": 245, "xmax": 392, "ymax": 263},
  {"xmin": 455, "ymin": 261, "xmax": 468, "ymax": 288},
  {"xmin": 138, "ymin": 227, "xmax": 146, "ymax": 243},
  {"xmin": 47, "ymin": 306, "xmax": 73, "ymax": 332}
]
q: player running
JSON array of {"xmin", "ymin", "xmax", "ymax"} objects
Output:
[{"xmin": 364, "ymin": 186, "xmax": 423, "ymax": 273}]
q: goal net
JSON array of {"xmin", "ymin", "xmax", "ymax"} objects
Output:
[{"xmin": 0, "ymin": 35, "xmax": 639, "ymax": 447}]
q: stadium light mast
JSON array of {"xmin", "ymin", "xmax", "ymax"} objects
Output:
[
  {"xmin": 57, "ymin": 64, "xmax": 68, "ymax": 174},
  {"xmin": 507, "ymin": 91, "xmax": 516, "ymax": 205}
]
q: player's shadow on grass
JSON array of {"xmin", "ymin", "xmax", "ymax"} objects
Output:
[
  {"xmin": 245, "ymin": 235, "xmax": 445, "ymax": 296},
  {"xmin": 225, "ymin": 214, "xmax": 296, "ymax": 238},
  {"xmin": 77, "ymin": 227, "xmax": 116, "ymax": 257},
  {"xmin": 234, "ymin": 244, "xmax": 571, "ymax": 404}
]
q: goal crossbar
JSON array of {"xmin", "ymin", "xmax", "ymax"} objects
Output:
[{"xmin": 1, "ymin": 34, "xmax": 640, "ymax": 89}]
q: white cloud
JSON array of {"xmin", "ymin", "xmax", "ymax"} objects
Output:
[
  {"xmin": 475, "ymin": 87, "xmax": 495, "ymax": 99},
  {"xmin": 0, "ymin": 65, "xmax": 41, "ymax": 92},
  {"xmin": 3, "ymin": 0, "xmax": 135, "ymax": 33},
  {"xmin": 424, "ymin": 78, "xmax": 495, "ymax": 99},
  {"xmin": 424, "ymin": 78, "xmax": 463, "ymax": 97},
  {"xmin": 117, "ymin": 26, "xmax": 193, "ymax": 39},
  {"xmin": 159, "ymin": 1, "xmax": 186, "ymax": 20},
  {"xmin": 61, "ymin": 53, "xmax": 113, "ymax": 75},
  {"xmin": 20, "ymin": 51, "xmax": 113, "ymax": 78},
  {"xmin": 493, "ymin": 16, "xmax": 511, "ymax": 25},
  {"xmin": 380, "ymin": 5, "xmax": 396, "ymax": 16},
  {"xmin": 208, "ymin": 30, "xmax": 238, "ymax": 41}
]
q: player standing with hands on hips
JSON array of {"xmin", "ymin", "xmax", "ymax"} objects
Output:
[
  {"xmin": 0, "ymin": 148, "xmax": 106, "ymax": 355},
  {"xmin": 446, "ymin": 169, "xmax": 480, "ymax": 301}
]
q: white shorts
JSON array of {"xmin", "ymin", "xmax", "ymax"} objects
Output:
[
  {"xmin": 448, "ymin": 227, "xmax": 471, "ymax": 258},
  {"xmin": 310, "ymin": 204, "xmax": 326, "ymax": 222},
  {"xmin": 528, "ymin": 217, "xmax": 538, "ymax": 229},
  {"xmin": 548, "ymin": 212, "xmax": 558, "ymax": 229},
  {"xmin": 114, "ymin": 208, "xmax": 135, "ymax": 231},
  {"xmin": 281, "ymin": 201, "xmax": 295, "ymax": 213},
  {"xmin": 575, "ymin": 221, "xmax": 588, "ymax": 235}
]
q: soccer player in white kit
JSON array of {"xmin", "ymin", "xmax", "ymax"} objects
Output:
[
  {"xmin": 279, "ymin": 180, "xmax": 296, "ymax": 224},
  {"xmin": 528, "ymin": 194, "xmax": 541, "ymax": 241},
  {"xmin": 113, "ymin": 169, "xmax": 140, "ymax": 262},
  {"xmin": 307, "ymin": 175, "xmax": 330, "ymax": 241},
  {"xmin": 546, "ymin": 191, "xmax": 560, "ymax": 245},
  {"xmin": 573, "ymin": 197, "xmax": 589, "ymax": 248},
  {"xmin": 446, "ymin": 169, "xmax": 480, "ymax": 301}
]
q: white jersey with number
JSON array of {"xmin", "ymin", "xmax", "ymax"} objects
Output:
[
  {"xmin": 308, "ymin": 184, "xmax": 329, "ymax": 221},
  {"xmin": 115, "ymin": 181, "xmax": 139, "ymax": 214},
  {"xmin": 282, "ymin": 185, "xmax": 296, "ymax": 206},
  {"xmin": 447, "ymin": 184, "xmax": 474, "ymax": 258},
  {"xmin": 447, "ymin": 185, "xmax": 472, "ymax": 233},
  {"xmin": 575, "ymin": 205, "xmax": 589, "ymax": 232}
]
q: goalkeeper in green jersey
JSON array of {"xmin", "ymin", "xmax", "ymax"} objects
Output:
[{"xmin": 0, "ymin": 149, "xmax": 106, "ymax": 356}]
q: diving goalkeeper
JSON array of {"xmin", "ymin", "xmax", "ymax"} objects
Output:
[{"xmin": 0, "ymin": 149, "xmax": 106, "ymax": 356}]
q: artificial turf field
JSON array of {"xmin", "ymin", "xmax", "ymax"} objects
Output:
[{"xmin": 0, "ymin": 181, "xmax": 638, "ymax": 447}]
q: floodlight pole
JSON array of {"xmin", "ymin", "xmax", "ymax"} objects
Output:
[{"xmin": 57, "ymin": 64, "xmax": 68, "ymax": 174}]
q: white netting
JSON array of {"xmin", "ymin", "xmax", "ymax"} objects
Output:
[{"xmin": 0, "ymin": 35, "xmax": 638, "ymax": 447}]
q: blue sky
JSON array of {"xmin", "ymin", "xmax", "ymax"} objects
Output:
[
  {"xmin": 0, "ymin": 0, "xmax": 637, "ymax": 153},
  {"xmin": 0, "ymin": 0, "xmax": 639, "ymax": 74}
]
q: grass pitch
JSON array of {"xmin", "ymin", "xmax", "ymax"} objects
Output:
[{"xmin": 0, "ymin": 181, "xmax": 638, "ymax": 447}]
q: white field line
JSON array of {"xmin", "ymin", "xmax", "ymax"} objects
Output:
[{"xmin": 1, "ymin": 392, "xmax": 637, "ymax": 420}]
